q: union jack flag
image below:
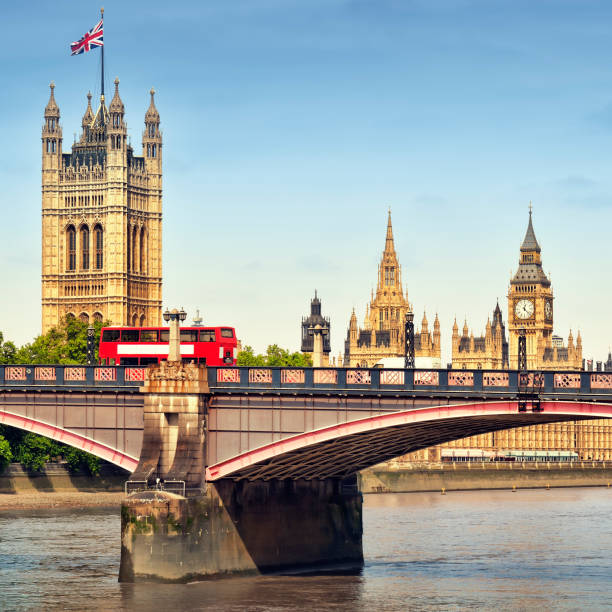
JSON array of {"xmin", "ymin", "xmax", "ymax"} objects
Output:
[{"xmin": 70, "ymin": 19, "xmax": 104, "ymax": 55}]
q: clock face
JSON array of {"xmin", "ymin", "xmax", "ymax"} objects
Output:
[
  {"xmin": 515, "ymin": 298, "xmax": 534, "ymax": 320},
  {"xmin": 544, "ymin": 301, "xmax": 553, "ymax": 320}
]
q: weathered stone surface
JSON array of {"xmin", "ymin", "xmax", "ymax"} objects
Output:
[{"xmin": 120, "ymin": 478, "xmax": 363, "ymax": 582}]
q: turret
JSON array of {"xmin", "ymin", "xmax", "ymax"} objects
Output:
[
  {"xmin": 349, "ymin": 308, "xmax": 358, "ymax": 342},
  {"xmin": 433, "ymin": 313, "xmax": 441, "ymax": 350},
  {"xmin": 462, "ymin": 319, "xmax": 469, "ymax": 337},
  {"xmin": 143, "ymin": 87, "xmax": 162, "ymax": 176},
  {"xmin": 107, "ymin": 78, "xmax": 127, "ymax": 169},
  {"xmin": 42, "ymin": 82, "xmax": 62, "ymax": 176},
  {"xmin": 80, "ymin": 92, "xmax": 94, "ymax": 141}
]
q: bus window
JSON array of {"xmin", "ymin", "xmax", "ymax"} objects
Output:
[
  {"xmin": 199, "ymin": 329, "xmax": 215, "ymax": 342},
  {"xmin": 221, "ymin": 328, "xmax": 234, "ymax": 338},
  {"xmin": 140, "ymin": 357, "xmax": 158, "ymax": 366},
  {"xmin": 198, "ymin": 358, "xmax": 207, "ymax": 365},
  {"xmin": 180, "ymin": 330, "xmax": 198, "ymax": 342},
  {"xmin": 102, "ymin": 329, "xmax": 120, "ymax": 342},
  {"xmin": 121, "ymin": 357, "xmax": 139, "ymax": 365},
  {"xmin": 140, "ymin": 330, "xmax": 159, "ymax": 342},
  {"xmin": 160, "ymin": 330, "xmax": 169, "ymax": 342},
  {"xmin": 121, "ymin": 330, "xmax": 139, "ymax": 342}
]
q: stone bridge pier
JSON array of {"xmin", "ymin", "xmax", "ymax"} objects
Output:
[{"xmin": 120, "ymin": 362, "xmax": 363, "ymax": 582}]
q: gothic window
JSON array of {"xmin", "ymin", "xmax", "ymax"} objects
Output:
[
  {"xmin": 384, "ymin": 266, "xmax": 395, "ymax": 286},
  {"xmin": 126, "ymin": 224, "xmax": 131, "ymax": 271},
  {"xmin": 67, "ymin": 226, "xmax": 76, "ymax": 271},
  {"xmin": 140, "ymin": 227, "xmax": 146, "ymax": 273},
  {"xmin": 79, "ymin": 312, "xmax": 89, "ymax": 324},
  {"xmin": 81, "ymin": 225, "xmax": 90, "ymax": 270},
  {"xmin": 94, "ymin": 225, "xmax": 103, "ymax": 269},
  {"xmin": 93, "ymin": 312, "xmax": 103, "ymax": 322},
  {"xmin": 132, "ymin": 227, "xmax": 138, "ymax": 272}
]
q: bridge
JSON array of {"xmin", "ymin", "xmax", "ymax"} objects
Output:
[{"xmin": 2, "ymin": 362, "xmax": 612, "ymax": 581}]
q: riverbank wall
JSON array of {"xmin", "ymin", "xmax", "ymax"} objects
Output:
[
  {"xmin": 359, "ymin": 462, "xmax": 612, "ymax": 493},
  {"xmin": 0, "ymin": 463, "xmax": 127, "ymax": 494}
]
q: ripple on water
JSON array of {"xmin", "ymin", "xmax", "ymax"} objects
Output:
[{"xmin": 1, "ymin": 488, "xmax": 612, "ymax": 610}]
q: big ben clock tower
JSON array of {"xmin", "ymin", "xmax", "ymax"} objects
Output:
[{"xmin": 507, "ymin": 208, "xmax": 554, "ymax": 369}]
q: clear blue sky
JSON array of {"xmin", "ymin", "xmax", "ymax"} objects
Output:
[{"xmin": 1, "ymin": 0, "xmax": 612, "ymax": 364}]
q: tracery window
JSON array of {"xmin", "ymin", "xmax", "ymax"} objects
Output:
[
  {"xmin": 67, "ymin": 226, "xmax": 76, "ymax": 271},
  {"xmin": 81, "ymin": 226, "xmax": 90, "ymax": 270},
  {"xmin": 94, "ymin": 225, "xmax": 103, "ymax": 269}
]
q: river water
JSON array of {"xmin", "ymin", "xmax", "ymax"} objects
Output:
[{"xmin": 1, "ymin": 488, "xmax": 611, "ymax": 611}]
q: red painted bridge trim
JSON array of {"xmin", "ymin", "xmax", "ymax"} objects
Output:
[
  {"xmin": 0, "ymin": 409, "xmax": 138, "ymax": 472},
  {"xmin": 205, "ymin": 400, "xmax": 612, "ymax": 481}
]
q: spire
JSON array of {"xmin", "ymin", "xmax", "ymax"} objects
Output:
[
  {"xmin": 462, "ymin": 319, "xmax": 469, "ymax": 337},
  {"xmin": 109, "ymin": 77, "xmax": 125, "ymax": 114},
  {"xmin": 81, "ymin": 91, "xmax": 94, "ymax": 128},
  {"xmin": 384, "ymin": 208, "xmax": 395, "ymax": 255},
  {"xmin": 145, "ymin": 88, "xmax": 160, "ymax": 122},
  {"xmin": 434, "ymin": 313, "xmax": 440, "ymax": 331},
  {"xmin": 44, "ymin": 82, "xmax": 59, "ymax": 118},
  {"xmin": 520, "ymin": 205, "xmax": 541, "ymax": 253},
  {"xmin": 452, "ymin": 317, "xmax": 459, "ymax": 335},
  {"xmin": 421, "ymin": 311, "xmax": 428, "ymax": 333}
]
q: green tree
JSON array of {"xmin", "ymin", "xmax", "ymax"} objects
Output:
[
  {"xmin": 237, "ymin": 345, "xmax": 312, "ymax": 367},
  {"xmin": 14, "ymin": 316, "xmax": 106, "ymax": 365},
  {"xmin": 0, "ymin": 332, "xmax": 18, "ymax": 365},
  {"xmin": 15, "ymin": 433, "xmax": 60, "ymax": 472},
  {"xmin": 0, "ymin": 434, "xmax": 12, "ymax": 473}
]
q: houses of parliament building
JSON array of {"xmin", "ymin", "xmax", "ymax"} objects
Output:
[{"xmin": 41, "ymin": 80, "xmax": 162, "ymax": 332}]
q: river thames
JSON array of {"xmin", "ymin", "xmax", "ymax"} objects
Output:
[{"xmin": 1, "ymin": 488, "xmax": 611, "ymax": 611}]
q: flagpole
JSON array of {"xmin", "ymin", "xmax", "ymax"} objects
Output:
[{"xmin": 100, "ymin": 7, "xmax": 105, "ymax": 100}]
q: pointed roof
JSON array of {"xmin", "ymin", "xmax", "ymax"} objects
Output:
[
  {"xmin": 44, "ymin": 82, "xmax": 59, "ymax": 117},
  {"xmin": 384, "ymin": 208, "xmax": 395, "ymax": 255},
  {"xmin": 109, "ymin": 77, "xmax": 125, "ymax": 113},
  {"xmin": 520, "ymin": 207, "xmax": 541, "ymax": 253},
  {"xmin": 81, "ymin": 92, "xmax": 94, "ymax": 127},
  {"xmin": 145, "ymin": 88, "xmax": 160, "ymax": 122}
]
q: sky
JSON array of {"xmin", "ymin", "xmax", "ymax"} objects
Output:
[{"xmin": 1, "ymin": 0, "xmax": 612, "ymax": 365}]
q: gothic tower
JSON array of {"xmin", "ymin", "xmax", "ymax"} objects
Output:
[
  {"xmin": 344, "ymin": 211, "xmax": 441, "ymax": 367},
  {"xmin": 41, "ymin": 80, "xmax": 162, "ymax": 332},
  {"xmin": 507, "ymin": 209, "xmax": 580, "ymax": 370},
  {"xmin": 507, "ymin": 209, "xmax": 553, "ymax": 368}
]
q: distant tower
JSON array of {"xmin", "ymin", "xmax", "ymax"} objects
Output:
[
  {"xmin": 41, "ymin": 80, "xmax": 163, "ymax": 332},
  {"xmin": 301, "ymin": 291, "xmax": 331, "ymax": 364}
]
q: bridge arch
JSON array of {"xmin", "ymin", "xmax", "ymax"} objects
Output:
[
  {"xmin": 206, "ymin": 400, "xmax": 612, "ymax": 482},
  {"xmin": 0, "ymin": 409, "xmax": 138, "ymax": 472}
]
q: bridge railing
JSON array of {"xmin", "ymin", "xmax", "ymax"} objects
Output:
[
  {"xmin": 2, "ymin": 364, "xmax": 612, "ymax": 397},
  {"xmin": 209, "ymin": 367, "xmax": 612, "ymax": 397},
  {"xmin": 0, "ymin": 365, "xmax": 146, "ymax": 388}
]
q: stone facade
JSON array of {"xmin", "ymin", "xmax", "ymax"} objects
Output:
[
  {"xmin": 41, "ymin": 81, "xmax": 162, "ymax": 332},
  {"xmin": 452, "ymin": 303, "xmax": 509, "ymax": 370},
  {"xmin": 343, "ymin": 212, "xmax": 441, "ymax": 368}
]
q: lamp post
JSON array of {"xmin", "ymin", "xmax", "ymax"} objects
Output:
[
  {"xmin": 404, "ymin": 311, "xmax": 415, "ymax": 369},
  {"xmin": 163, "ymin": 307, "xmax": 187, "ymax": 362},
  {"xmin": 86, "ymin": 326, "xmax": 96, "ymax": 366}
]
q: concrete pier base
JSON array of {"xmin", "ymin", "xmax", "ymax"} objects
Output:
[{"xmin": 119, "ymin": 478, "xmax": 363, "ymax": 582}]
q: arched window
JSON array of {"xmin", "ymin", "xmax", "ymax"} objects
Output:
[
  {"xmin": 132, "ymin": 226, "xmax": 138, "ymax": 272},
  {"xmin": 94, "ymin": 225, "xmax": 103, "ymax": 269},
  {"xmin": 140, "ymin": 314, "xmax": 146, "ymax": 327},
  {"xmin": 140, "ymin": 227, "xmax": 146, "ymax": 273},
  {"xmin": 126, "ymin": 224, "xmax": 131, "ymax": 272},
  {"xmin": 81, "ymin": 225, "xmax": 90, "ymax": 269},
  {"xmin": 79, "ymin": 312, "xmax": 89, "ymax": 324},
  {"xmin": 132, "ymin": 313, "xmax": 138, "ymax": 326},
  {"xmin": 66, "ymin": 226, "xmax": 76, "ymax": 271},
  {"xmin": 93, "ymin": 312, "xmax": 103, "ymax": 323}
]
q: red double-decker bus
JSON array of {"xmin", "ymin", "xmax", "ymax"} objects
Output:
[{"xmin": 98, "ymin": 326, "xmax": 238, "ymax": 366}]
